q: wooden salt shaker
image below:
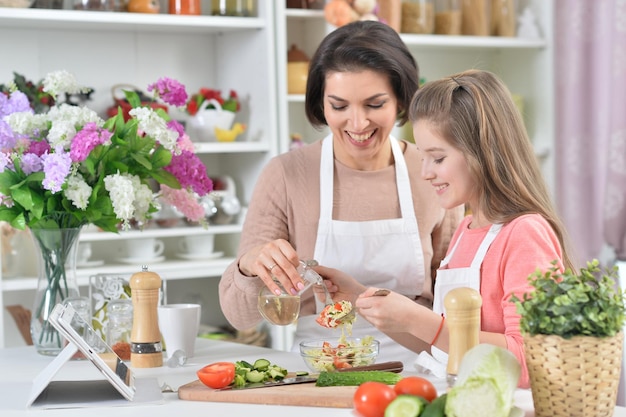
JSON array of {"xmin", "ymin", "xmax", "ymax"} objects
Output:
[
  {"xmin": 444, "ymin": 287, "xmax": 482, "ymax": 387},
  {"xmin": 130, "ymin": 266, "xmax": 163, "ymax": 368}
]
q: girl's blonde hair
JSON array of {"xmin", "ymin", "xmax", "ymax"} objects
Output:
[{"xmin": 409, "ymin": 69, "xmax": 575, "ymax": 270}]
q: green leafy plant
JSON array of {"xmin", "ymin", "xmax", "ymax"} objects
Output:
[{"xmin": 512, "ymin": 259, "xmax": 626, "ymax": 339}]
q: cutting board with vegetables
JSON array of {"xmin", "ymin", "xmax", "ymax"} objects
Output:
[{"xmin": 178, "ymin": 379, "xmax": 358, "ymax": 408}]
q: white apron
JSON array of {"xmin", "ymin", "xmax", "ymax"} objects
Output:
[
  {"xmin": 292, "ymin": 135, "xmax": 425, "ymax": 366},
  {"xmin": 416, "ymin": 223, "xmax": 502, "ymax": 378}
]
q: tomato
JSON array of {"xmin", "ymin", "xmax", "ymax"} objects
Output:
[
  {"xmin": 197, "ymin": 362, "xmax": 236, "ymax": 389},
  {"xmin": 353, "ymin": 381, "xmax": 397, "ymax": 417},
  {"xmin": 393, "ymin": 376, "xmax": 438, "ymax": 403}
]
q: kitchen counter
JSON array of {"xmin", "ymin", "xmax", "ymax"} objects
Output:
[{"xmin": 0, "ymin": 338, "xmax": 624, "ymax": 417}]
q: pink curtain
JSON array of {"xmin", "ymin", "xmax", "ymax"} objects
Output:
[{"xmin": 555, "ymin": 0, "xmax": 626, "ymax": 265}]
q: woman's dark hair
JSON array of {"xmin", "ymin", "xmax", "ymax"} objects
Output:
[{"xmin": 305, "ymin": 20, "xmax": 419, "ymax": 128}]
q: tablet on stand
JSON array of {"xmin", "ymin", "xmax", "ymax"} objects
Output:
[{"xmin": 27, "ymin": 303, "xmax": 163, "ymax": 409}]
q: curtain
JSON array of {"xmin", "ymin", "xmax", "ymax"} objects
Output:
[{"xmin": 555, "ymin": 0, "xmax": 626, "ymax": 266}]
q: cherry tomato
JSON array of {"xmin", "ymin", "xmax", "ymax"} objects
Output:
[
  {"xmin": 393, "ymin": 376, "xmax": 438, "ymax": 402},
  {"xmin": 197, "ymin": 362, "xmax": 236, "ymax": 389},
  {"xmin": 353, "ymin": 381, "xmax": 397, "ymax": 417}
]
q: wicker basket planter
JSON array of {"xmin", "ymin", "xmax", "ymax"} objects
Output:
[{"xmin": 524, "ymin": 331, "xmax": 624, "ymax": 417}]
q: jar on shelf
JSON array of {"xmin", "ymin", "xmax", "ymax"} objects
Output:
[
  {"xmin": 211, "ymin": 0, "xmax": 256, "ymax": 16},
  {"xmin": 401, "ymin": 0, "xmax": 435, "ymax": 35},
  {"xmin": 106, "ymin": 299, "xmax": 133, "ymax": 361},
  {"xmin": 461, "ymin": 0, "xmax": 491, "ymax": 36},
  {"xmin": 73, "ymin": 0, "xmax": 113, "ymax": 10},
  {"xmin": 169, "ymin": 0, "xmax": 200, "ymax": 15},
  {"xmin": 491, "ymin": 0, "xmax": 516, "ymax": 37},
  {"xmin": 434, "ymin": 0, "xmax": 462, "ymax": 35}
]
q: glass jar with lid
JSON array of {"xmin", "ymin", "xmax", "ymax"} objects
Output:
[
  {"xmin": 211, "ymin": 0, "xmax": 256, "ymax": 16},
  {"xmin": 434, "ymin": 0, "xmax": 462, "ymax": 35},
  {"xmin": 106, "ymin": 299, "xmax": 133, "ymax": 361},
  {"xmin": 461, "ymin": 0, "xmax": 491, "ymax": 36},
  {"xmin": 257, "ymin": 260, "xmax": 322, "ymax": 326},
  {"xmin": 401, "ymin": 0, "xmax": 435, "ymax": 34}
]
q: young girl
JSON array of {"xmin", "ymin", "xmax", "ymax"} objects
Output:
[{"xmin": 315, "ymin": 69, "xmax": 574, "ymax": 388}]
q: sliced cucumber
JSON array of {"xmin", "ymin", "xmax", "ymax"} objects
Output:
[
  {"xmin": 246, "ymin": 370, "xmax": 266, "ymax": 383},
  {"xmin": 384, "ymin": 395, "xmax": 428, "ymax": 417},
  {"xmin": 295, "ymin": 371, "xmax": 309, "ymax": 376},
  {"xmin": 253, "ymin": 358, "xmax": 271, "ymax": 371}
]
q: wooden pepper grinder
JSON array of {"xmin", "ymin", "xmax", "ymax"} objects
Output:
[
  {"xmin": 444, "ymin": 287, "xmax": 482, "ymax": 387},
  {"xmin": 130, "ymin": 266, "xmax": 163, "ymax": 368}
]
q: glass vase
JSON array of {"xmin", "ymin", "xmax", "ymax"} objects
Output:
[{"xmin": 30, "ymin": 227, "xmax": 82, "ymax": 356}]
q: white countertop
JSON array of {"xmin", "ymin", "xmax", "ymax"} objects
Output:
[{"xmin": 0, "ymin": 338, "xmax": 624, "ymax": 417}]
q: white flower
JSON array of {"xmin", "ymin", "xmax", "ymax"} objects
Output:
[
  {"xmin": 129, "ymin": 175, "xmax": 154, "ymax": 223},
  {"xmin": 129, "ymin": 107, "xmax": 178, "ymax": 152},
  {"xmin": 47, "ymin": 104, "xmax": 103, "ymax": 149},
  {"xmin": 104, "ymin": 172, "xmax": 136, "ymax": 222},
  {"xmin": 42, "ymin": 70, "xmax": 90, "ymax": 99},
  {"xmin": 64, "ymin": 174, "xmax": 92, "ymax": 210},
  {"xmin": 5, "ymin": 112, "xmax": 47, "ymax": 137}
]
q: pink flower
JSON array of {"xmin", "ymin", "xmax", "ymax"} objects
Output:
[
  {"xmin": 148, "ymin": 77, "xmax": 188, "ymax": 107},
  {"xmin": 165, "ymin": 150, "xmax": 213, "ymax": 196},
  {"xmin": 160, "ymin": 185, "xmax": 205, "ymax": 222},
  {"xmin": 69, "ymin": 122, "xmax": 112, "ymax": 163}
]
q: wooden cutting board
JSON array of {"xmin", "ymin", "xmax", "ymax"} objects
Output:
[{"xmin": 178, "ymin": 379, "xmax": 357, "ymax": 408}]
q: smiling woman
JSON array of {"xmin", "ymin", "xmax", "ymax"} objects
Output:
[{"xmin": 219, "ymin": 20, "xmax": 464, "ymax": 369}]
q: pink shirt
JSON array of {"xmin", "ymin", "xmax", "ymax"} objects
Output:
[{"xmin": 444, "ymin": 214, "xmax": 564, "ymax": 388}]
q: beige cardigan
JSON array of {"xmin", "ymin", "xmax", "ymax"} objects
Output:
[{"xmin": 219, "ymin": 139, "xmax": 463, "ymax": 330}]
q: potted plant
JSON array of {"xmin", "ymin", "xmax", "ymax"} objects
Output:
[{"xmin": 512, "ymin": 259, "xmax": 626, "ymax": 417}]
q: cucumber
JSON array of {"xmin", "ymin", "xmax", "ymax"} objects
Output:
[
  {"xmin": 246, "ymin": 370, "xmax": 266, "ymax": 383},
  {"xmin": 421, "ymin": 393, "xmax": 447, "ymax": 417},
  {"xmin": 253, "ymin": 358, "xmax": 271, "ymax": 371},
  {"xmin": 384, "ymin": 395, "xmax": 428, "ymax": 417},
  {"xmin": 315, "ymin": 370, "xmax": 402, "ymax": 387}
]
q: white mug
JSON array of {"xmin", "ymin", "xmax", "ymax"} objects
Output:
[
  {"xmin": 157, "ymin": 303, "xmax": 201, "ymax": 359},
  {"xmin": 178, "ymin": 234, "xmax": 214, "ymax": 256},
  {"xmin": 124, "ymin": 238, "xmax": 164, "ymax": 259}
]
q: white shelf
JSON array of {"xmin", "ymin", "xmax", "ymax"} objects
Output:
[
  {"xmin": 193, "ymin": 141, "xmax": 270, "ymax": 153},
  {"xmin": 400, "ymin": 34, "xmax": 547, "ymax": 50},
  {"xmin": 1, "ymin": 257, "xmax": 235, "ymax": 292},
  {"xmin": 0, "ymin": 8, "xmax": 265, "ymax": 33},
  {"xmin": 80, "ymin": 224, "xmax": 242, "ymax": 241}
]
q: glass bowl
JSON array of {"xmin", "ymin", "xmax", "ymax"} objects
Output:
[{"xmin": 299, "ymin": 338, "xmax": 380, "ymax": 372}]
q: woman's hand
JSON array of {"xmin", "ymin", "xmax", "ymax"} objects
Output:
[
  {"xmin": 356, "ymin": 289, "xmax": 420, "ymax": 333},
  {"xmin": 313, "ymin": 265, "xmax": 367, "ymax": 304},
  {"xmin": 238, "ymin": 239, "xmax": 304, "ymax": 296}
]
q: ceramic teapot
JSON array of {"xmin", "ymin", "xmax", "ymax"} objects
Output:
[{"xmin": 187, "ymin": 98, "xmax": 236, "ymax": 142}]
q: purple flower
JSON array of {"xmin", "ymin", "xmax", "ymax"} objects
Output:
[
  {"xmin": 20, "ymin": 153, "xmax": 43, "ymax": 175},
  {"xmin": 0, "ymin": 90, "xmax": 32, "ymax": 115},
  {"xmin": 147, "ymin": 77, "xmax": 188, "ymax": 107},
  {"xmin": 0, "ymin": 152, "xmax": 11, "ymax": 173},
  {"xmin": 41, "ymin": 148, "xmax": 71, "ymax": 193},
  {"xmin": 28, "ymin": 140, "xmax": 51, "ymax": 157},
  {"xmin": 0, "ymin": 91, "xmax": 32, "ymax": 150},
  {"xmin": 70, "ymin": 122, "xmax": 113, "ymax": 163},
  {"xmin": 164, "ymin": 150, "xmax": 212, "ymax": 196},
  {"xmin": 21, "ymin": 153, "xmax": 43, "ymax": 175}
]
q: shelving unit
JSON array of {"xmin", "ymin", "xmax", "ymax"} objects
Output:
[
  {"xmin": 0, "ymin": 3, "xmax": 278, "ymax": 347},
  {"xmin": 274, "ymin": 1, "xmax": 555, "ymax": 191},
  {"xmin": 271, "ymin": 0, "xmax": 555, "ymax": 351}
]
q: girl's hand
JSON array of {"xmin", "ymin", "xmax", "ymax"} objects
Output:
[
  {"xmin": 238, "ymin": 239, "xmax": 304, "ymax": 296},
  {"xmin": 356, "ymin": 289, "xmax": 418, "ymax": 333},
  {"xmin": 313, "ymin": 265, "xmax": 367, "ymax": 304}
]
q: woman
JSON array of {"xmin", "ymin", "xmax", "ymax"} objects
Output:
[
  {"xmin": 316, "ymin": 69, "xmax": 575, "ymax": 387},
  {"xmin": 218, "ymin": 21, "xmax": 463, "ymax": 365}
]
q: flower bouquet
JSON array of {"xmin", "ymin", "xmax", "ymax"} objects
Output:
[{"xmin": 0, "ymin": 70, "xmax": 213, "ymax": 354}]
